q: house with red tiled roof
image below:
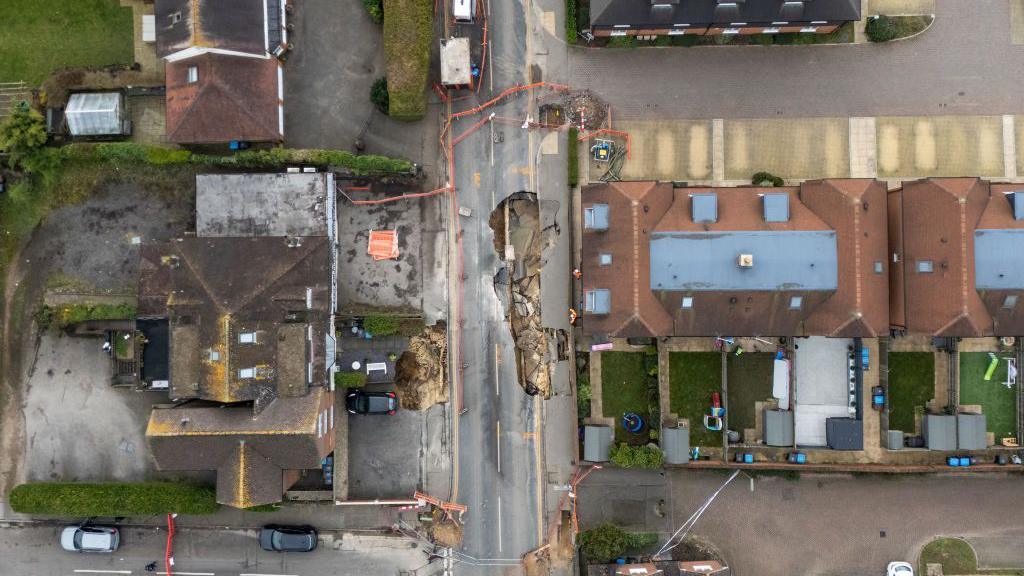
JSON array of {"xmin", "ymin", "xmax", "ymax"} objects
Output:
[
  {"xmin": 156, "ymin": 0, "xmax": 287, "ymax": 144},
  {"xmin": 579, "ymin": 179, "xmax": 889, "ymax": 338},
  {"xmin": 888, "ymin": 178, "xmax": 1024, "ymax": 337}
]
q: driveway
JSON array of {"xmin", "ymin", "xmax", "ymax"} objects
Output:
[
  {"xmin": 346, "ymin": 383, "xmax": 422, "ymax": 500},
  {"xmin": 578, "ymin": 468, "xmax": 1024, "ymax": 576},
  {"xmin": 570, "ymin": 0, "xmax": 1022, "ymax": 120},
  {"xmin": 284, "ymin": 0, "xmax": 439, "ymax": 172}
]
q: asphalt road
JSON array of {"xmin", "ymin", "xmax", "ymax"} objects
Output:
[
  {"xmin": 578, "ymin": 468, "xmax": 1024, "ymax": 576},
  {"xmin": 571, "ymin": 0, "xmax": 1023, "ymax": 119},
  {"xmin": 0, "ymin": 524, "xmax": 426, "ymax": 576}
]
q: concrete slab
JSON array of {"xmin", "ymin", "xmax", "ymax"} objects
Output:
[
  {"xmin": 612, "ymin": 120, "xmax": 713, "ymax": 182},
  {"xmin": 794, "ymin": 336, "xmax": 854, "ymax": 447},
  {"xmin": 1012, "ymin": 0, "xmax": 1024, "ymax": 45},
  {"xmin": 876, "ymin": 115, "xmax": 1004, "ymax": 178},
  {"xmin": 723, "ymin": 118, "xmax": 849, "ymax": 181},
  {"xmin": 128, "ymin": 95, "xmax": 166, "ymax": 145},
  {"xmin": 849, "ymin": 117, "xmax": 878, "ymax": 178},
  {"xmin": 867, "ymin": 0, "xmax": 935, "ymax": 15}
]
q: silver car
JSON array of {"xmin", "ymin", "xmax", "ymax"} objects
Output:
[{"xmin": 60, "ymin": 525, "xmax": 120, "ymax": 552}]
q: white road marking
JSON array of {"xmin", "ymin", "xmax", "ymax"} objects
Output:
[
  {"xmin": 157, "ymin": 572, "xmax": 215, "ymax": 576},
  {"xmin": 494, "ymin": 344, "xmax": 501, "ymax": 397},
  {"xmin": 74, "ymin": 571, "xmax": 132, "ymax": 575},
  {"xmin": 240, "ymin": 573, "xmax": 299, "ymax": 576},
  {"xmin": 496, "ymin": 419, "xmax": 502, "ymax": 473},
  {"xmin": 497, "ymin": 494, "xmax": 503, "ymax": 553}
]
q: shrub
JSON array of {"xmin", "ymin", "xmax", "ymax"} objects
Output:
[
  {"xmin": 567, "ymin": 127, "xmax": 579, "ymax": 187},
  {"xmin": 577, "ymin": 375, "xmax": 591, "ymax": 420},
  {"xmin": 9, "ymin": 482, "xmax": 220, "ymax": 516},
  {"xmin": 335, "ymin": 371, "xmax": 368, "ymax": 388},
  {"xmin": 383, "ymin": 0, "xmax": 433, "ymax": 121},
  {"xmin": 609, "ymin": 443, "xmax": 664, "ymax": 469},
  {"xmin": 713, "ymin": 34, "xmax": 733, "ymax": 45},
  {"xmin": 751, "ymin": 171, "xmax": 784, "ymax": 187},
  {"xmin": 370, "ymin": 77, "xmax": 390, "ymax": 115},
  {"xmin": 145, "ymin": 146, "xmax": 193, "ymax": 165},
  {"xmin": 579, "ymin": 523, "xmax": 629, "ymax": 563},
  {"xmin": 566, "ymin": 0, "xmax": 577, "ymax": 45},
  {"xmin": 245, "ymin": 503, "xmax": 282, "ymax": 512},
  {"xmin": 606, "ymin": 35, "xmax": 636, "ymax": 49},
  {"xmin": 363, "ymin": 0, "xmax": 384, "ymax": 24},
  {"xmin": 0, "ymin": 106, "xmax": 48, "ymax": 167},
  {"xmin": 751, "ymin": 33, "xmax": 774, "ymax": 46},
  {"xmin": 865, "ymin": 15, "xmax": 898, "ymax": 42},
  {"xmin": 363, "ymin": 314, "xmax": 401, "ymax": 336}
]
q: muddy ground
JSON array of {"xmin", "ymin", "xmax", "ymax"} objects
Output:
[{"xmin": 0, "ymin": 179, "xmax": 193, "ymax": 494}]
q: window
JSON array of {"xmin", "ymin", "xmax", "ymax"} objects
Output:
[
  {"xmin": 239, "ymin": 332, "xmax": 256, "ymax": 344},
  {"xmin": 800, "ymin": 26, "xmax": 818, "ymax": 33},
  {"xmin": 874, "ymin": 261, "xmax": 884, "ymax": 274},
  {"xmin": 613, "ymin": 24, "xmax": 631, "ymax": 28},
  {"xmin": 171, "ymin": 11, "xmax": 182, "ymax": 23},
  {"xmin": 207, "ymin": 350, "xmax": 220, "ymax": 361},
  {"xmin": 585, "ymin": 289, "xmax": 611, "ymax": 314},
  {"xmin": 187, "ymin": 66, "xmax": 198, "ymax": 84},
  {"xmin": 609, "ymin": 30, "xmax": 628, "ymax": 36},
  {"xmin": 238, "ymin": 367, "xmax": 256, "ymax": 379},
  {"xmin": 682, "ymin": 296, "xmax": 694, "ymax": 309},
  {"xmin": 673, "ymin": 23, "xmax": 690, "ymax": 27},
  {"xmin": 811, "ymin": 20, "xmax": 827, "ymax": 24},
  {"xmin": 789, "ymin": 296, "xmax": 803, "ymax": 309},
  {"xmin": 584, "ymin": 204, "xmax": 610, "ymax": 230},
  {"xmin": 762, "ymin": 27, "xmax": 780, "ymax": 34},
  {"xmin": 917, "ymin": 260, "xmax": 934, "ymax": 273},
  {"xmin": 1003, "ymin": 295, "xmax": 1018, "ymax": 309},
  {"xmin": 599, "ymin": 253, "xmax": 612, "ymax": 266},
  {"xmin": 772, "ymin": 21, "xmax": 789, "ymax": 25},
  {"xmin": 723, "ymin": 28, "xmax": 741, "ymax": 34},
  {"xmin": 729, "ymin": 22, "xmax": 748, "ymax": 26},
  {"xmin": 668, "ymin": 29, "xmax": 686, "ymax": 35}
]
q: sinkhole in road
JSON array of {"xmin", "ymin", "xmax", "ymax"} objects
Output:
[{"xmin": 488, "ymin": 192, "xmax": 566, "ymax": 397}]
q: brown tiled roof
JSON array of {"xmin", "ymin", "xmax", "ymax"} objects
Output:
[
  {"xmin": 890, "ymin": 178, "xmax": 991, "ymax": 337},
  {"xmin": 165, "ymin": 53, "xmax": 281, "ymax": 144},
  {"xmin": 800, "ymin": 179, "xmax": 890, "ymax": 337}
]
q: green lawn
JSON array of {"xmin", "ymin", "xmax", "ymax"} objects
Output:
[
  {"xmin": 600, "ymin": 352, "xmax": 653, "ymax": 443},
  {"xmin": 669, "ymin": 352, "xmax": 723, "ymax": 447},
  {"xmin": 959, "ymin": 352, "xmax": 1018, "ymax": 441},
  {"xmin": 888, "ymin": 352, "xmax": 935, "ymax": 433},
  {"xmin": 918, "ymin": 538, "xmax": 978, "ymax": 575},
  {"xmin": 726, "ymin": 352, "xmax": 775, "ymax": 434},
  {"xmin": 0, "ymin": 0, "xmax": 133, "ymax": 84}
]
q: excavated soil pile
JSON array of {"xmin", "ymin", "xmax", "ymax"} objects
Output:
[
  {"xmin": 394, "ymin": 322, "xmax": 448, "ymax": 410},
  {"xmin": 429, "ymin": 508, "xmax": 463, "ymax": 547},
  {"xmin": 561, "ymin": 90, "xmax": 608, "ymax": 131}
]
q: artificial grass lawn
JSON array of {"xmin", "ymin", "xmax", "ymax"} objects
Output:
[
  {"xmin": 668, "ymin": 352, "xmax": 723, "ymax": 447},
  {"xmin": 382, "ymin": 0, "xmax": 433, "ymax": 120},
  {"xmin": 887, "ymin": 352, "xmax": 935, "ymax": 433},
  {"xmin": 0, "ymin": 0, "xmax": 133, "ymax": 84},
  {"xmin": 959, "ymin": 352, "xmax": 1018, "ymax": 441},
  {"xmin": 725, "ymin": 352, "xmax": 775, "ymax": 434},
  {"xmin": 918, "ymin": 538, "xmax": 977, "ymax": 575},
  {"xmin": 600, "ymin": 352, "xmax": 652, "ymax": 443}
]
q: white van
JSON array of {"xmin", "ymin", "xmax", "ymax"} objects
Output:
[{"xmin": 453, "ymin": 0, "xmax": 475, "ymax": 23}]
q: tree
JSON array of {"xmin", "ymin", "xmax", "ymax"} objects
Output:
[
  {"xmin": 0, "ymin": 106, "xmax": 47, "ymax": 168},
  {"xmin": 579, "ymin": 523, "xmax": 629, "ymax": 563},
  {"xmin": 363, "ymin": 0, "xmax": 384, "ymax": 24},
  {"xmin": 370, "ymin": 77, "xmax": 390, "ymax": 115}
]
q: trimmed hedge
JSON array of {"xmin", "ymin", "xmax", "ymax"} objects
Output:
[
  {"xmin": 9, "ymin": 482, "xmax": 220, "ymax": 516},
  {"xmin": 566, "ymin": 0, "xmax": 577, "ymax": 45},
  {"xmin": 609, "ymin": 443, "xmax": 664, "ymax": 469},
  {"xmin": 36, "ymin": 303, "xmax": 136, "ymax": 330},
  {"xmin": 568, "ymin": 127, "xmax": 579, "ymax": 187},
  {"xmin": 383, "ymin": 0, "xmax": 434, "ymax": 120},
  {"xmin": 59, "ymin": 143, "xmax": 415, "ymax": 176}
]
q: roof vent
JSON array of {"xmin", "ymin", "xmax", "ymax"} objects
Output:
[
  {"xmin": 286, "ymin": 237, "xmax": 303, "ymax": 248},
  {"xmin": 1010, "ymin": 191, "xmax": 1024, "ymax": 220},
  {"xmin": 691, "ymin": 193, "xmax": 718, "ymax": 223},
  {"xmin": 763, "ymin": 193, "xmax": 789, "ymax": 222},
  {"xmin": 737, "ymin": 254, "xmax": 754, "ymax": 268}
]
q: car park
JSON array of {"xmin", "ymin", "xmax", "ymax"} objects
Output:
[
  {"xmin": 259, "ymin": 525, "xmax": 318, "ymax": 552},
  {"xmin": 60, "ymin": 525, "xmax": 120, "ymax": 553},
  {"xmin": 346, "ymin": 389, "xmax": 398, "ymax": 415}
]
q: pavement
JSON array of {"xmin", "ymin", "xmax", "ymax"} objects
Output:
[
  {"xmin": 0, "ymin": 523, "xmax": 431, "ymax": 576},
  {"xmin": 578, "ymin": 468, "xmax": 1024, "ymax": 576}
]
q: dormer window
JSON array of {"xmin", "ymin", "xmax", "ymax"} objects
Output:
[
  {"xmin": 238, "ymin": 367, "xmax": 256, "ymax": 379},
  {"xmin": 584, "ymin": 204, "xmax": 610, "ymax": 230},
  {"xmin": 239, "ymin": 332, "xmax": 257, "ymax": 344},
  {"xmin": 1003, "ymin": 295, "xmax": 1018, "ymax": 309},
  {"xmin": 187, "ymin": 66, "xmax": 198, "ymax": 84},
  {"xmin": 790, "ymin": 296, "xmax": 803, "ymax": 309},
  {"xmin": 171, "ymin": 11, "xmax": 182, "ymax": 24}
]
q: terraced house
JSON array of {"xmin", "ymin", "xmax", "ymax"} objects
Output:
[{"xmin": 589, "ymin": 0, "xmax": 861, "ymax": 38}]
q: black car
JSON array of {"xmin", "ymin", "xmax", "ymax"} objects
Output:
[
  {"xmin": 259, "ymin": 525, "xmax": 317, "ymax": 552},
  {"xmin": 346, "ymin": 389, "xmax": 398, "ymax": 415}
]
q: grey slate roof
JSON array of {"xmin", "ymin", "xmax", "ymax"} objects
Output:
[
  {"xmin": 590, "ymin": 0, "xmax": 861, "ymax": 28},
  {"xmin": 974, "ymin": 229, "xmax": 1024, "ymax": 289},
  {"xmin": 649, "ymin": 230, "xmax": 838, "ymax": 291}
]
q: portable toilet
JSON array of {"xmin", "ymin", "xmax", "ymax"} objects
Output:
[
  {"xmin": 65, "ymin": 92, "xmax": 127, "ymax": 137},
  {"xmin": 453, "ymin": 0, "xmax": 476, "ymax": 22}
]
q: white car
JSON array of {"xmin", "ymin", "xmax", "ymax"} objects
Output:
[
  {"xmin": 887, "ymin": 562, "xmax": 914, "ymax": 576},
  {"xmin": 60, "ymin": 525, "xmax": 120, "ymax": 552}
]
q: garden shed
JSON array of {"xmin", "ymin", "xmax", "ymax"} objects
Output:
[
  {"xmin": 923, "ymin": 414, "xmax": 957, "ymax": 451},
  {"xmin": 65, "ymin": 92, "xmax": 126, "ymax": 136},
  {"xmin": 583, "ymin": 425, "xmax": 613, "ymax": 462},
  {"xmin": 763, "ymin": 409, "xmax": 794, "ymax": 447},
  {"xmin": 956, "ymin": 413, "xmax": 987, "ymax": 450},
  {"xmin": 661, "ymin": 426, "xmax": 690, "ymax": 464}
]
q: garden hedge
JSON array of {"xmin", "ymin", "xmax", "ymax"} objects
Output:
[{"xmin": 9, "ymin": 482, "xmax": 220, "ymax": 516}]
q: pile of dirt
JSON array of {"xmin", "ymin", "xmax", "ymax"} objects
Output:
[
  {"xmin": 511, "ymin": 275, "xmax": 552, "ymax": 398},
  {"xmin": 561, "ymin": 90, "xmax": 608, "ymax": 131},
  {"xmin": 429, "ymin": 508, "xmax": 463, "ymax": 547},
  {"xmin": 394, "ymin": 322, "xmax": 448, "ymax": 410}
]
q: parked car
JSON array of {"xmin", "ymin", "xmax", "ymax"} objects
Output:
[
  {"xmin": 871, "ymin": 386, "xmax": 885, "ymax": 410},
  {"xmin": 259, "ymin": 525, "xmax": 317, "ymax": 552},
  {"xmin": 346, "ymin": 389, "xmax": 398, "ymax": 415},
  {"xmin": 60, "ymin": 525, "xmax": 120, "ymax": 552},
  {"xmin": 886, "ymin": 562, "xmax": 913, "ymax": 576}
]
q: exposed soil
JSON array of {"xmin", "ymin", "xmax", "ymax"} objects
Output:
[
  {"xmin": 428, "ymin": 508, "xmax": 463, "ymax": 547},
  {"xmin": 394, "ymin": 322, "xmax": 448, "ymax": 410}
]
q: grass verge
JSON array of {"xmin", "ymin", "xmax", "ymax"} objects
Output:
[
  {"xmin": 600, "ymin": 352, "xmax": 652, "ymax": 443},
  {"xmin": 918, "ymin": 538, "xmax": 977, "ymax": 575},
  {"xmin": 959, "ymin": 352, "xmax": 1018, "ymax": 440},
  {"xmin": 383, "ymin": 0, "xmax": 433, "ymax": 120},
  {"xmin": 725, "ymin": 352, "xmax": 775, "ymax": 433},
  {"xmin": 0, "ymin": 0, "xmax": 133, "ymax": 84},
  {"xmin": 866, "ymin": 15, "xmax": 933, "ymax": 43},
  {"xmin": 668, "ymin": 352, "xmax": 723, "ymax": 447},
  {"xmin": 9, "ymin": 482, "xmax": 220, "ymax": 516},
  {"xmin": 887, "ymin": 352, "xmax": 935, "ymax": 433}
]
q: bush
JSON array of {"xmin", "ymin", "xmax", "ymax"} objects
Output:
[
  {"xmin": 866, "ymin": 15, "xmax": 898, "ymax": 42},
  {"xmin": 579, "ymin": 523, "xmax": 629, "ymax": 563},
  {"xmin": 751, "ymin": 33, "xmax": 774, "ymax": 46},
  {"xmin": 606, "ymin": 35, "xmax": 637, "ymax": 49},
  {"xmin": 335, "ymin": 371, "xmax": 368, "ymax": 388},
  {"xmin": 567, "ymin": 127, "xmax": 579, "ymax": 187},
  {"xmin": 609, "ymin": 443, "xmax": 664, "ymax": 469},
  {"xmin": 363, "ymin": 0, "xmax": 384, "ymax": 24},
  {"xmin": 383, "ymin": 0, "xmax": 434, "ymax": 121},
  {"xmin": 9, "ymin": 482, "xmax": 220, "ymax": 516},
  {"xmin": 370, "ymin": 77, "xmax": 390, "ymax": 115},
  {"xmin": 566, "ymin": 0, "xmax": 577, "ymax": 45},
  {"xmin": 1, "ymin": 106, "xmax": 48, "ymax": 168},
  {"xmin": 363, "ymin": 314, "xmax": 401, "ymax": 336},
  {"xmin": 577, "ymin": 375, "xmax": 591, "ymax": 420},
  {"xmin": 751, "ymin": 171, "xmax": 784, "ymax": 187},
  {"xmin": 713, "ymin": 34, "xmax": 733, "ymax": 45}
]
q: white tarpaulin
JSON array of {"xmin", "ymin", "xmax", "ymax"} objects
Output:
[
  {"xmin": 66, "ymin": 92, "xmax": 122, "ymax": 136},
  {"xmin": 773, "ymin": 358, "xmax": 790, "ymax": 410}
]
